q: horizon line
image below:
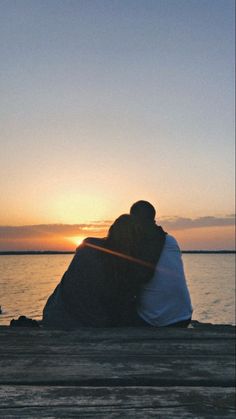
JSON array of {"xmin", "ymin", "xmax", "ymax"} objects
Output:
[{"xmin": 0, "ymin": 250, "xmax": 235, "ymax": 255}]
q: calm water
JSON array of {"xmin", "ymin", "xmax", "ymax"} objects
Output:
[{"xmin": 0, "ymin": 254, "xmax": 235, "ymax": 325}]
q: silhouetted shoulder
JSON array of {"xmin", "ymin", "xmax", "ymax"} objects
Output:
[
  {"xmin": 74, "ymin": 237, "xmax": 108, "ymax": 259},
  {"xmin": 165, "ymin": 234, "xmax": 180, "ymax": 250},
  {"xmin": 83, "ymin": 237, "xmax": 107, "ymax": 246}
]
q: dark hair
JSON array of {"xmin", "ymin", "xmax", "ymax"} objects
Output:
[
  {"xmin": 130, "ymin": 200, "xmax": 156, "ymax": 221},
  {"xmin": 105, "ymin": 214, "xmax": 158, "ymax": 325},
  {"xmin": 107, "ymin": 214, "xmax": 142, "ymax": 256}
]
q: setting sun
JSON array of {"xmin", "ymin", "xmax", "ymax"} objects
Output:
[{"xmin": 68, "ymin": 236, "xmax": 86, "ymax": 247}]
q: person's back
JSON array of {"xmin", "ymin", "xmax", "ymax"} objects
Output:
[
  {"xmin": 137, "ymin": 234, "xmax": 192, "ymax": 326},
  {"xmin": 43, "ymin": 237, "xmax": 113, "ymax": 328},
  {"xmin": 42, "ymin": 214, "xmax": 157, "ymax": 329}
]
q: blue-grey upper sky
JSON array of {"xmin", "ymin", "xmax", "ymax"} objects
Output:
[{"xmin": 0, "ymin": 0, "xmax": 235, "ymax": 229}]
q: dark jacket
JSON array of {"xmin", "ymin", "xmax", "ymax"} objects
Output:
[
  {"xmin": 43, "ymin": 238, "xmax": 114, "ymax": 328},
  {"xmin": 42, "ymin": 227, "xmax": 166, "ymax": 328}
]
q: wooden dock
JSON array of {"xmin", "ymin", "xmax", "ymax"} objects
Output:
[{"xmin": 0, "ymin": 324, "xmax": 235, "ymax": 417}]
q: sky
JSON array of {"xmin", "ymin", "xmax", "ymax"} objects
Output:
[{"xmin": 0, "ymin": 0, "xmax": 235, "ymax": 250}]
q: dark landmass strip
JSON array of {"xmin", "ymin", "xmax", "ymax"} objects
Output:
[
  {"xmin": 0, "ymin": 251, "xmax": 75, "ymax": 255},
  {"xmin": 182, "ymin": 250, "xmax": 236, "ymax": 254},
  {"xmin": 0, "ymin": 250, "xmax": 235, "ymax": 255}
]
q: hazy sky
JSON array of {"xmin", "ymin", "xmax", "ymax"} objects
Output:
[{"xmin": 0, "ymin": 0, "xmax": 235, "ymax": 249}]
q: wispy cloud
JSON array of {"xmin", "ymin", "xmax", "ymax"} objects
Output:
[
  {"xmin": 0, "ymin": 222, "xmax": 112, "ymax": 240},
  {"xmin": 160, "ymin": 215, "xmax": 235, "ymax": 230},
  {"xmin": 0, "ymin": 215, "xmax": 234, "ymax": 240}
]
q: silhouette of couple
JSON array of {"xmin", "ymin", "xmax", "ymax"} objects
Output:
[{"xmin": 43, "ymin": 201, "xmax": 192, "ymax": 328}]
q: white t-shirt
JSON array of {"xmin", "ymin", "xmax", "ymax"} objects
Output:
[{"xmin": 137, "ymin": 234, "xmax": 193, "ymax": 326}]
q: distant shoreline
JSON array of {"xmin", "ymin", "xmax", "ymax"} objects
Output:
[{"xmin": 0, "ymin": 250, "xmax": 235, "ymax": 255}]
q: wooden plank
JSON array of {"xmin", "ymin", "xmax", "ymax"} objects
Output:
[
  {"xmin": 0, "ymin": 327, "xmax": 235, "ymax": 417},
  {"xmin": 0, "ymin": 334, "xmax": 234, "ymax": 356},
  {"xmin": 0, "ymin": 340, "xmax": 234, "ymax": 356},
  {"xmin": 0, "ymin": 327, "xmax": 235, "ymax": 356},
  {"xmin": 0, "ymin": 386, "xmax": 235, "ymax": 418},
  {"xmin": 0, "ymin": 327, "xmax": 235, "ymax": 386},
  {"xmin": 0, "ymin": 325, "xmax": 235, "ymax": 341},
  {"xmin": 0, "ymin": 353, "xmax": 234, "ymax": 386},
  {"xmin": 0, "ymin": 328, "xmax": 234, "ymax": 366}
]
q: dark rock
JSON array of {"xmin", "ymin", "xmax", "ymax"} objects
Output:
[{"xmin": 10, "ymin": 316, "xmax": 40, "ymax": 328}]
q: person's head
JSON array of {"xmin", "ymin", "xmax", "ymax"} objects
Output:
[
  {"xmin": 107, "ymin": 214, "xmax": 153, "ymax": 316},
  {"xmin": 107, "ymin": 214, "xmax": 142, "ymax": 256},
  {"xmin": 130, "ymin": 200, "xmax": 156, "ymax": 222}
]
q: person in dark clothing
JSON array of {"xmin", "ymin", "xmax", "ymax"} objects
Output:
[{"xmin": 42, "ymin": 214, "xmax": 163, "ymax": 328}]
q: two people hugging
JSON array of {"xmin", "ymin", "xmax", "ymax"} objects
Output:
[{"xmin": 43, "ymin": 200, "xmax": 192, "ymax": 328}]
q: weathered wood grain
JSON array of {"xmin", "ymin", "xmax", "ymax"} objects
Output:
[
  {"xmin": 0, "ymin": 337, "xmax": 234, "ymax": 356},
  {"xmin": 0, "ymin": 326, "xmax": 235, "ymax": 417},
  {"xmin": 0, "ymin": 324, "xmax": 235, "ymax": 339},
  {"xmin": 0, "ymin": 353, "xmax": 235, "ymax": 386},
  {"xmin": 0, "ymin": 342, "xmax": 233, "ymax": 358},
  {"xmin": 0, "ymin": 328, "xmax": 234, "ymax": 364},
  {"xmin": 0, "ymin": 386, "xmax": 235, "ymax": 418},
  {"xmin": 0, "ymin": 327, "xmax": 235, "ymax": 387}
]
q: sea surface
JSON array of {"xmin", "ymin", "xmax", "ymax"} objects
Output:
[{"xmin": 0, "ymin": 254, "xmax": 235, "ymax": 325}]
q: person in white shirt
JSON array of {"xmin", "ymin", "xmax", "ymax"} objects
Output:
[{"xmin": 130, "ymin": 201, "xmax": 193, "ymax": 327}]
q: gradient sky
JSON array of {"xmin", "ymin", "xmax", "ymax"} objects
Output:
[{"xmin": 0, "ymin": 0, "xmax": 235, "ymax": 250}]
